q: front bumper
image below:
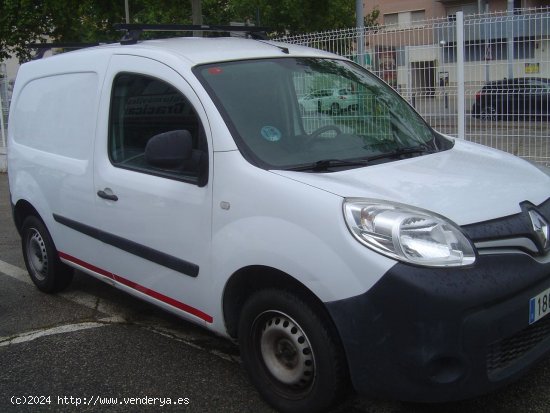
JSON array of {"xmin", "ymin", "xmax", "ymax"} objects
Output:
[{"xmin": 325, "ymin": 252, "xmax": 550, "ymax": 402}]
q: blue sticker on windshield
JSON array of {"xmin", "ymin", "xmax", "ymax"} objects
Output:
[{"xmin": 261, "ymin": 126, "xmax": 282, "ymax": 142}]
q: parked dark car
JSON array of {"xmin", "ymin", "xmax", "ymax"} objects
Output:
[{"xmin": 471, "ymin": 77, "xmax": 550, "ymax": 120}]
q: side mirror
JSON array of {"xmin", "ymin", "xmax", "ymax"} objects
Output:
[{"xmin": 145, "ymin": 130, "xmax": 193, "ymax": 168}]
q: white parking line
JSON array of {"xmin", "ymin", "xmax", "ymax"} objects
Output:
[
  {"xmin": 0, "ymin": 259, "xmax": 32, "ymax": 284},
  {"xmin": 0, "ymin": 259, "xmax": 126, "ymax": 346},
  {"xmin": 0, "ymin": 259, "xmax": 124, "ymax": 317},
  {"xmin": 0, "ymin": 322, "xmax": 109, "ymax": 347},
  {"xmin": 0, "ymin": 259, "xmax": 239, "ymax": 362}
]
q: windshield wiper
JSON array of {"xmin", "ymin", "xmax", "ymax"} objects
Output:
[
  {"xmin": 283, "ymin": 145, "xmax": 435, "ymax": 172},
  {"xmin": 284, "ymin": 158, "xmax": 371, "ymax": 172},
  {"xmin": 364, "ymin": 145, "xmax": 435, "ymax": 163}
]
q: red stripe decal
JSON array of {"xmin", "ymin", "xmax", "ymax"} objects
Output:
[
  {"xmin": 59, "ymin": 252, "xmax": 114, "ymax": 279},
  {"xmin": 59, "ymin": 252, "xmax": 213, "ymax": 323}
]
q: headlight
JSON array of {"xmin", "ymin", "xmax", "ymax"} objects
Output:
[{"xmin": 343, "ymin": 199, "xmax": 476, "ymax": 267}]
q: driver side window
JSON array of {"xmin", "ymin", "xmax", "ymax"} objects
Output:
[{"xmin": 109, "ymin": 73, "xmax": 208, "ymax": 184}]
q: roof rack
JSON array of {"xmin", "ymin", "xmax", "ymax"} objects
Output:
[
  {"xmin": 27, "ymin": 42, "xmax": 103, "ymax": 59},
  {"xmin": 114, "ymin": 23, "xmax": 269, "ymax": 44}
]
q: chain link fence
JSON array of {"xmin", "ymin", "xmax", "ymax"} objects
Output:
[{"xmin": 277, "ymin": 7, "xmax": 550, "ymax": 166}]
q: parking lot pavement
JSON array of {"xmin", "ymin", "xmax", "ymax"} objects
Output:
[
  {"xmin": 0, "ymin": 173, "xmax": 274, "ymax": 412},
  {"xmin": 2, "ymin": 170, "xmax": 550, "ymax": 412}
]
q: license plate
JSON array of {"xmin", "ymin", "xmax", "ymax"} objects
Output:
[{"xmin": 529, "ymin": 287, "xmax": 550, "ymax": 325}]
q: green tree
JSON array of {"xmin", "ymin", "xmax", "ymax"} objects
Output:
[
  {"xmin": 0, "ymin": 0, "xmax": 195, "ymax": 61},
  {"xmin": 1, "ymin": 0, "xmax": 48, "ymax": 61},
  {"xmin": 0, "ymin": 0, "xmax": 126, "ymax": 62},
  {"xmin": 0, "ymin": 0, "xmax": 373, "ymax": 62},
  {"xmin": 364, "ymin": 7, "xmax": 380, "ymax": 30},
  {"xmin": 227, "ymin": 0, "xmax": 355, "ymax": 34}
]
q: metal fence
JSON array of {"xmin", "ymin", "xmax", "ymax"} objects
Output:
[
  {"xmin": 0, "ymin": 9, "xmax": 549, "ymax": 168},
  {"xmin": 277, "ymin": 7, "xmax": 550, "ymax": 166},
  {"xmin": 0, "ymin": 66, "xmax": 9, "ymax": 172}
]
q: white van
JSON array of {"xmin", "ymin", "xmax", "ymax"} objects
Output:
[{"xmin": 7, "ymin": 32, "xmax": 550, "ymax": 413}]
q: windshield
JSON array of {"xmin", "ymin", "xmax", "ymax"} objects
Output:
[{"xmin": 195, "ymin": 57, "xmax": 449, "ymax": 171}]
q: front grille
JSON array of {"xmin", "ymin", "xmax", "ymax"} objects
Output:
[{"xmin": 487, "ymin": 314, "xmax": 550, "ymax": 378}]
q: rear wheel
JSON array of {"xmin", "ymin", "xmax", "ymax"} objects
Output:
[
  {"xmin": 479, "ymin": 104, "xmax": 497, "ymax": 121},
  {"xmin": 238, "ymin": 289, "xmax": 348, "ymax": 413},
  {"xmin": 21, "ymin": 216, "xmax": 73, "ymax": 293}
]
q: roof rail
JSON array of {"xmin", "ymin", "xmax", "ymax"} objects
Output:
[
  {"xmin": 27, "ymin": 42, "xmax": 103, "ymax": 59},
  {"xmin": 114, "ymin": 23, "xmax": 269, "ymax": 44}
]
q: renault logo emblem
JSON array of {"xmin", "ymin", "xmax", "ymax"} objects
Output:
[{"xmin": 528, "ymin": 210, "xmax": 549, "ymax": 250}]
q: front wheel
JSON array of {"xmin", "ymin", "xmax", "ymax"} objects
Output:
[
  {"xmin": 238, "ymin": 289, "xmax": 348, "ymax": 413},
  {"xmin": 21, "ymin": 216, "xmax": 73, "ymax": 293}
]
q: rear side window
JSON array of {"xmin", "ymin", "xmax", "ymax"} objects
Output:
[{"xmin": 109, "ymin": 73, "xmax": 207, "ymax": 183}]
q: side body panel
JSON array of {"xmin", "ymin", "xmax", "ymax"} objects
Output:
[
  {"xmin": 8, "ymin": 52, "xmax": 111, "ymax": 270},
  {"xmin": 208, "ymin": 150, "xmax": 397, "ymax": 333}
]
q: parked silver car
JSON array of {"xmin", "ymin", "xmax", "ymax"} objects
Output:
[{"xmin": 298, "ymin": 88, "xmax": 358, "ymax": 114}]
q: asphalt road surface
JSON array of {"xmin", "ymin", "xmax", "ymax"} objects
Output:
[{"xmin": 1, "ymin": 172, "xmax": 550, "ymax": 412}]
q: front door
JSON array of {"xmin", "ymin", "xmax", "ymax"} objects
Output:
[{"xmin": 93, "ymin": 55, "xmax": 213, "ymax": 326}]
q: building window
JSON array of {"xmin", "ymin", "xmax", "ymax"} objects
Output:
[
  {"xmin": 411, "ymin": 10, "xmax": 426, "ymax": 25},
  {"xmin": 514, "ymin": 38, "xmax": 535, "ymax": 59},
  {"xmin": 384, "ymin": 13, "xmax": 398, "ymax": 27},
  {"xmin": 459, "ymin": 38, "xmax": 535, "ymax": 63},
  {"xmin": 446, "ymin": 3, "xmax": 478, "ymax": 20},
  {"xmin": 384, "ymin": 10, "xmax": 425, "ymax": 28}
]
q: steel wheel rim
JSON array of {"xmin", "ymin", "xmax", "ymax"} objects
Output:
[
  {"xmin": 481, "ymin": 105, "xmax": 496, "ymax": 120},
  {"xmin": 26, "ymin": 228, "xmax": 48, "ymax": 281},
  {"xmin": 255, "ymin": 310, "xmax": 315, "ymax": 392}
]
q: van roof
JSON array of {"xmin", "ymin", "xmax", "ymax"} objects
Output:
[{"xmin": 45, "ymin": 36, "xmax": 340, "ymax": 66}]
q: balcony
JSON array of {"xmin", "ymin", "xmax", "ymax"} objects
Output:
[{"xmin": 435, "ymin": 9, "xmax": 550, "ymax": 43}]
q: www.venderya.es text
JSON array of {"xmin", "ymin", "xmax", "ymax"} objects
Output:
[{"xmin": 11, "ymin": 395, "xmax": 190, "ymax": 407}]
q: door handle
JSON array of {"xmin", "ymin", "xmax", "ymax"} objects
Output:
[{"xmin": 97, "ymin": 189, "xmax": 118, "ymax": 201}]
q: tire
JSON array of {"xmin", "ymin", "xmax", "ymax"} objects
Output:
[
  {"xmin": 479, "ymin": 104, "xmax": 497, "ymax": 121},
  {"xmin": 21, "ymin": 216, "xmax": 73, "ymax": 293},
  {"xmin": 238, "ymin": 289, "xmax": 348, "ymax": 413}
]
